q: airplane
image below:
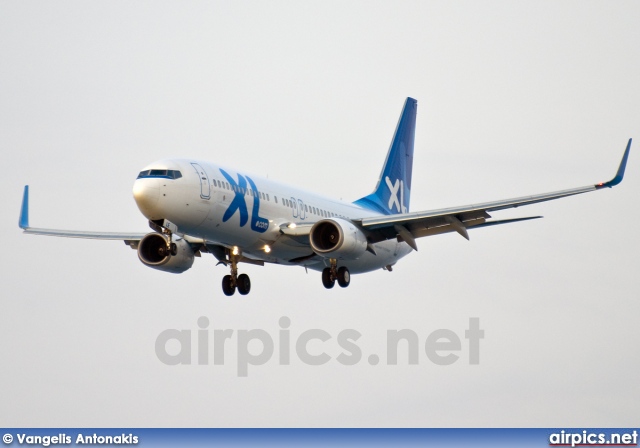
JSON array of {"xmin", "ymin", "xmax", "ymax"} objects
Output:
[{"xmin": 18, "ymin": 98, "xmax": 632, "ymax": 296}]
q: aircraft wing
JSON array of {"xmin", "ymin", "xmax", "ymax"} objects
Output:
[
  {"xmin": 18, "ymin": 185, "xmax": 268, "ymax": 266},
  {"xmin": 354, "ymin": 139, "xmax": 632, "ymax": 250},
  {"xmin": 18, "ymin": 185, "xmax": 146, "ymax": 244}
]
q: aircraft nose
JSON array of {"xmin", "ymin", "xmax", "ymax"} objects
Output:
[{"xmin": 133, "ymin": 179, "xmax": 161, "ymax": 219}]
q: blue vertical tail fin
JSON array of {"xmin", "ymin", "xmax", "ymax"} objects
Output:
[{"xmin": 353, "ymin": 97, "xmax": 417, "ymax": 215}]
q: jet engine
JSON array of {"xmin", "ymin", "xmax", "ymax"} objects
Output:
[
  {"xmin": 309, "ymin": 218, "xmax": 368, "ymax": 260},
  {"xmin": 137, "ymin": 232, "xmax": 195, "ymax": 274}
]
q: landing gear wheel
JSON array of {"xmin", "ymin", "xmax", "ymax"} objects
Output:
[
  {"xmin": 322, "ymin": 267, "xmax": 335, "ymax": 289},
  {"xmin": 237, "ymin": 273, "xmax": 251, "ymax": 295},
  {"xmin": 170, "ymin": 242, "xmax": 177, "ymax": 256},
  {"xmin": 222, "ymin": 275, "xmax": 236, "ymax": 296},
  {"xmin": 337, "ymin": 266, "xmax": 350, "ymax": 288}
]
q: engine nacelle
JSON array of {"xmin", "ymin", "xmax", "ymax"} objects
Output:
[
  {"xmin": 309, "ymin": 218, "xmax": 368, "ymax": 260},
  {"xmin": 137, "ymin": 233, "xmax": 195, "ymax": 274}
]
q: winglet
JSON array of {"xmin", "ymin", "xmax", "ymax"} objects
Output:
[
  {"xmin": 19, "ymin": 185, "xmax": 29, "ymax": 229},
  {"xmin": 597, "ymin": 138, "xmax": 632, "ymax": 189}
]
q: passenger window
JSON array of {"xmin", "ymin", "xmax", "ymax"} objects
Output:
[{"xmin": 275, "ymin": 196, "xmax": 278, "ymax": 204}]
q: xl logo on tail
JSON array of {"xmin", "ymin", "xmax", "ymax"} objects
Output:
[{"xmin": 385, "ymin": 176, "xmax": 407, "ymax": 213}]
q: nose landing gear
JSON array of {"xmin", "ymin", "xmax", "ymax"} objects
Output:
[
  {"xmin": 322, "ymin": 259, "xmax": 350, "ymax": 289},
  {"xmin": 149, "ymin": 219, "xmax": 178, "ymax": 257}
]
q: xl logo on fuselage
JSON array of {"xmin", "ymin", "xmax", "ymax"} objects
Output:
[{"xmin": 220, "ymin": 169, "xmax": 269, "ymax": 233}]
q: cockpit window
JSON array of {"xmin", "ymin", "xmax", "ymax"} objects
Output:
[{"xmin": 137, "ymin": 169, "xmax": 182, "ymax": 179}]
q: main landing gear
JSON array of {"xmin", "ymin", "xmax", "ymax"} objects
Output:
[
  {"xmin": 221, "ymin": 250, "xmax": 251, "ymax": 296},
  {"xmin": 322, "ymin": 259, "xmax": 350, "ymax": 289}
]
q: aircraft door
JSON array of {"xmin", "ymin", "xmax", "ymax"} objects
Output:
[
  {"xmin": 191, "ymin": 163, "xmax": 211, "ymax": 199},
  {"xmin": 298, "ymin": 199, "xmax": 306, "ymax": 220},
  {"xmin": 291, "ymin": 197, "xmax": 298, "ymax": 218}
]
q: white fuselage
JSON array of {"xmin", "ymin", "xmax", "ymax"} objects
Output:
[{"xmin": 132, "ymin": 158, "xmax": 412, "ymax": 274}]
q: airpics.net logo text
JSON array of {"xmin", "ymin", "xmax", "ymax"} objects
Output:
[{"xmin": 155, "ymin": 317, "xmax": 484, "ymax": 377}]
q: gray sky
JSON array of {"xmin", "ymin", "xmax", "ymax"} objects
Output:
[{"xmin": 1, "ymin": 1, "xmax": 639, "ymax": 427}]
